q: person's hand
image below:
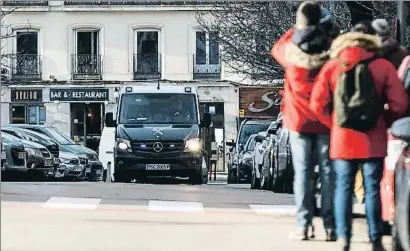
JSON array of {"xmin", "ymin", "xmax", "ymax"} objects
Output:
[{"xmin": 384, "ymin": 104, "xmax": 390, "ymax": 111}]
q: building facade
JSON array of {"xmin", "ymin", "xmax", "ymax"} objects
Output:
[{"xmin": 1, "ymin": 1, "xmax": 240, "ymax": 170}]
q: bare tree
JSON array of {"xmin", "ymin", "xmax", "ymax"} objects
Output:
[{"xmin": 196, "ymin": 2, "xmax": 351, "ymax": 84}]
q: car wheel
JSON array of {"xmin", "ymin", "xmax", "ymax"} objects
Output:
[
  {"xmin": 250, "ymin": 166, "xmax": 260, "ymax": 189},
  {"xmin": 392, "ymin": 221, "xmax": 405, "ymax": 251}
]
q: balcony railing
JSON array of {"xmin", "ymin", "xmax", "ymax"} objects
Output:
[
  {"xmin": 11, "ymin": 54, "xmax": 42, "ymax": 81},
  {"xmin": 71, "ymin": 54, "xmax": 102, "ymax": 80},
  {"xmin": 133, "ymin": 53, "xmax": 161, "ymax": 80},
  {"xmin": 3, "ymin": 1, "xmax": 48, "ymax": 6},
  {"xmin": 193, "ymin": 53, "xmax": 221, "ymax": 80}
]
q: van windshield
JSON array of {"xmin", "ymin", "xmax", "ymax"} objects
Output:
[{"xmin": 119, "ymin": 93, "xmax": 198, "ymax": 124}]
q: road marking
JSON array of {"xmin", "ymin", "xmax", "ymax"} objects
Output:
[
  {"xmin": 42, "ymin": 196, "xmax": 101, "ymax": 209},
  {"xmin": 249, "ymin": 204, "xmax": 297, "ymax": 215},
  {"xmin": 148, "ymin": 200, "xmax": 204, "ymax": 213}
]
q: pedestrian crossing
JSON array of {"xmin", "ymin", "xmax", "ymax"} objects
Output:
[{"xmin": 6, "ymin": 196, "xmax": 297, "ymax": 215}]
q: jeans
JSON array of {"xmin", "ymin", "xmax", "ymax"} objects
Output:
[
  {"xmin": 289, "ymin": 131, "xmax": 335, "ymax": 230},
  {"xmin": 334, "ymin": 158, "xmax": 384, "ymax": 242}
]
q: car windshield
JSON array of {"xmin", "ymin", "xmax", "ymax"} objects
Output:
[
  {"xmin": 238, "ymin": 122, "xmax": 271, "ymax": 146},
  {"xmin": 45, "ymin": 127, "xmax": 75, "ymax": 145},
  {"xmin": 246, "ymin": 137, "xmax": 257, "ymax": 151},
  {"xmin": 119, "ymin": 93, "xmax": 198, "ymax": 124}
]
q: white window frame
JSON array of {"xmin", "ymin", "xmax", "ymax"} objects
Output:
[
  {"xmin": 73, "ymin": 28, "xmax": 100, "ymax": 55},
  {"xmin": 12, "ymin": 28, "xmax": 40, "ymax": 55},
  {"xmin": 129, "ymin": 25, "xmax": 164, "ymax": 77},
  {"xmin": 194, "ymin": 31, "xmax": 220, "ymax": 65}
]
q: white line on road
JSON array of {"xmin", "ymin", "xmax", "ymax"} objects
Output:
[
  {"xmin": 42, "ymin": 197, "xmax": 102, "ymax": 209},
  {"xmin": 249, "ymin": 204, "xmax": 297, "ymax": 215},
  {"xmin": 148, "ymin": 200, "xmax": 204, "ymax": 213}
]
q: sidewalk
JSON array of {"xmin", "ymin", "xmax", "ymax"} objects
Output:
[{"xmin": 207, "ymin": 171, "xmax": 228, "ymax": 184}]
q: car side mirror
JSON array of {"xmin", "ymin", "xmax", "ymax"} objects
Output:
[
  {"xmin": 268, "ymin": 128, "xmax": 277, "ymax": 135},
  {"xmin": 201, "ymin": 113, "xmax": 212, "ymax": 128},
  {"xmin": 105, "ymin": 112, "xmax": 116, "ymax": 127},
  {"xmin": 239, "ymin": 144, "xmax": 244, "ymax": 151},
  {"xmin": 254, "ymin": 135, "xmax": 263, "ymax": 143},
  {"xmin": 391, "ymin": 117, "xmax": 410, "ymax": 142},
  {"xmin": 226, "ymin": 140, "xmax": 235, "ymax": 147}
]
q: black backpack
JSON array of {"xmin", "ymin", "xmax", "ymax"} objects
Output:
[{"xmin": 334, "ymin": 57, "xmax": 381, "ymax": 132}]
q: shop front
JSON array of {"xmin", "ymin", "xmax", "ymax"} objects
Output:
[
  {"xmin": 9, "ymin": 89, "xmax": 46, "ymax": 124},
  {"xmin": 49, "ymin": 88, "xmax": 109, "ymax": 151}
]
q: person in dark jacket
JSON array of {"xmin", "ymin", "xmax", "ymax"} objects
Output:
[
  {"xmin": 310, "ymin": 21, "xmax": 409, "ymax": 251},
  {"xmin": 372, "ymin": 19, "xmax": 408, "ymax": 69},
  {"xmin": 271, "ymin": 1, "xmax": 336, "ymax": 242}
]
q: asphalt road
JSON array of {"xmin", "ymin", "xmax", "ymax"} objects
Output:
[{"xmin": 1, "ymin": 180, "xmax": 391, "ymax": 251}]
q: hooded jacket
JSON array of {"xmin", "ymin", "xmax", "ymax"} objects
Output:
[
  {"xmin": 380, "ymin": 36, "xmax": 408, "ymax": 69},
  {"xmin": 271, "ymin": 28, "xmax": 330, "ymax": 134},
  {"xmin": 309, "ymin": 32, "xmax": 409, "ymax": 160}
]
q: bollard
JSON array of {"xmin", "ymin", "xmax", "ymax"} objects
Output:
[{"xmin": 107, "ymin": 161, "xmax": 112, "ymax": 183}]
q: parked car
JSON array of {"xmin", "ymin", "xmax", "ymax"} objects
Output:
[
  {"xmin": 270, "ymin": 117, "xmax": 294, "ymax": 193},
  {"xmin": 10, "ymin": 125, "xmax": 103, "ymax": 181},
  {"xmin": 56, "ymin": 151, "xmax": 88, "ymax": 180},
  {"xmin": 237, "ymin": 134, "xmax": 257, "ymax": 182},
  {"xmin": 1, "ymin": 133, "xmax": 27, "ymax": 179},
  {"xmin": 250, "ymin": 131, "xmax": 268, "ymax": 189},
  {"xmin": 2, "ymin": 132, "xmax": 54, "ymax": 179},
  {"xmin": 379, "ymin": 117, "xmax": 410, "ymax": 251},
  {"xmin": 226, "ymin": 119, "xmax": 273, "ymax": 183},
  {"xmin": 1, "ymin": 142, "xmax": 5, "ymax": 171}
]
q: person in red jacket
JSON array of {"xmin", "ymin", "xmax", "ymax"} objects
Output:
[
  {"xmin": 309, "ymin": 21, "xmax": 409, "ymax": 251},
  {"xmin": 271, "ymin": 1, "xmax": 336, "ymax": 241}
]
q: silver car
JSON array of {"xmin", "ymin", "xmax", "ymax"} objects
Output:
[{"xmin": 54, "ymin": 152, "xmax": 86, "ymax": 180}]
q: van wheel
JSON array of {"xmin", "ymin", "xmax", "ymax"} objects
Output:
[
  {"xmin": 114, "ymin": 172, "xmax": 130, "ymax": 183},
  {"xmin": 190, "ymin": 172, "xmax": 206, "ymax": 185}
]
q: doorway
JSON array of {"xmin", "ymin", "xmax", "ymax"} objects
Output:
[
  {"xmin": 70, "ymin": 103, "xmax": 104, "ymax": 151},
  {"xmin": 199, "ymin": 102, "xmax": 225, "ymax": 172}
]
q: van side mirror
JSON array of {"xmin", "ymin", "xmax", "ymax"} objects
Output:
[
  {"xmin": 391, "ymin": 117, "xmax": 410, "ymax": 142},
  {"xmin": 105, "ymin": 112, "xmax": 116, "ymax": 127},
  {"xmin": 226, "ymin": 139, "xmax": 235, "ymax": 147},
  {"xmin": 201, "ymin": 113, "xmax": 212, "ymax": 128}
]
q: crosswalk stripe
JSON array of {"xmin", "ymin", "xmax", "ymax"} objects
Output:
[
  {"xmin": 249, "ymin": 204, "xmax": 297, "ymax": 215},
  {"xmin": 148, "ymin": 200, "xmax": 204, "ymax": 213},
  {"xmin": 42, "ymin": 196, "xmax": 101, "ymax": 209}
]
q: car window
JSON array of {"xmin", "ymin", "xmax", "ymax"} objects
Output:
[{"xmin": 238, "ymin": 122, "xmax": 271, "ymax": 146}]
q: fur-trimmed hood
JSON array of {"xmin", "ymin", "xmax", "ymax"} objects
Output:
[
  {"xmin": 329, "ymin": 32, "xmax": 381, "ymax": 59},
  {"xmin": 284, "ymin": 42, "xmax": 330, "ymax": 70}
]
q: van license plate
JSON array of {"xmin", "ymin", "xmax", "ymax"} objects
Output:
[{"xmin": 146, "ymin": 164, "xmax": 170, "ymax": 170}]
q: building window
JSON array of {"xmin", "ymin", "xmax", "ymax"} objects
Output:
[
  {"xmin": 71, "ymin": 29, "xmax": 102, "ymax": 80},
  {"xmin": 193, "ymin": 31, "xmax": 221, "ymax": 79},
  {"xmin": 133, "ymin": 29, "xmax": 161, "ymax": 80},
  {"xmin": 12, "ymin": 29, "xmax": 42, "ymax": 80}
]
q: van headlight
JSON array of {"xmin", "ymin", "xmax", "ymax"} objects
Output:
[
  {"xmin": 184, "ymin": 138, "xmax": 201, "ymax": 152},
  {"xmin": 116, "ymin": 138, "xmax": 131, "ymax": 151}
]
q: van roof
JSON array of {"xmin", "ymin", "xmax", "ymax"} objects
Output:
[{"xmin": 120, "ymin": 86, "xmax": 198, "ymax": 95}]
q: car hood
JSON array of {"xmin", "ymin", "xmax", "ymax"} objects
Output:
[
  {"xmin": 59, "ymin": 151, "xmax": 82, "ymax": 160},
  {"xmin": 116, "ymin": 124, "xmax": 199, "ymax": 141},
  {"xmin": 59, "ymin": 144, "xmax": 98, "ymax": 160},
  {"xmin": 20, "ymin": 139, "xmax": 46, "ymax": 150}
]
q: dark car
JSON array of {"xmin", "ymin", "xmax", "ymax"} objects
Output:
[
  {"xmin": 388, "ymin": 117, "xmax": 410, "ymax": 251},
  {"xmin": 237, "ymin": 134, "xmax": 257, "ymax": 182},
  {"xmin": 1, "ymin": 141, "xmax": 5, "ymax": 171},
  {"xmin": 226, "ymin": 119, "xmax": 273, "ymax": 183},
  {"xmin": 10, "ymin": 125, "xmax": 103, "ymax": 180},
  {"xmin": 1, "ymin": 133, "xmax": 27, "ymax": 179},
  {"xmin": 3, "ymin": 132, "xmax": 54, "ymax": 179},
  {"xmin": 2, "ymin": 127, "xmax": 59, "ymax": 159}
]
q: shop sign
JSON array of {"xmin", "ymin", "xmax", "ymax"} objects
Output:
[
  {"xmin": 49, "ymin": 88, "xmax": 109, "ymax": 102},
  {"xmin": 239, "ymin": 86, "xmax": 283, "ymax": 118},
  {"xmin": 11, "ymin": 89, "xmax": 42, "ymax": 102}
]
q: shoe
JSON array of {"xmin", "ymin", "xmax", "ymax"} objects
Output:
[
  {"xmin": 309, "ymin": 224, "xmax": 315, "ymax": 239},
  {"xmin": 337, "ymin": 238, "xmax": 350, "ymax": 251},
  {"xmin": 289, "ymin": 228, "xmax": 309, "ymax": 241},
  {"xmin": 325, "ymin": 229, "xmax": 337, "ymax": 242},
  {"xmin": 371, "ymin": 238, "xmax": 386, "ymax": 251}
]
